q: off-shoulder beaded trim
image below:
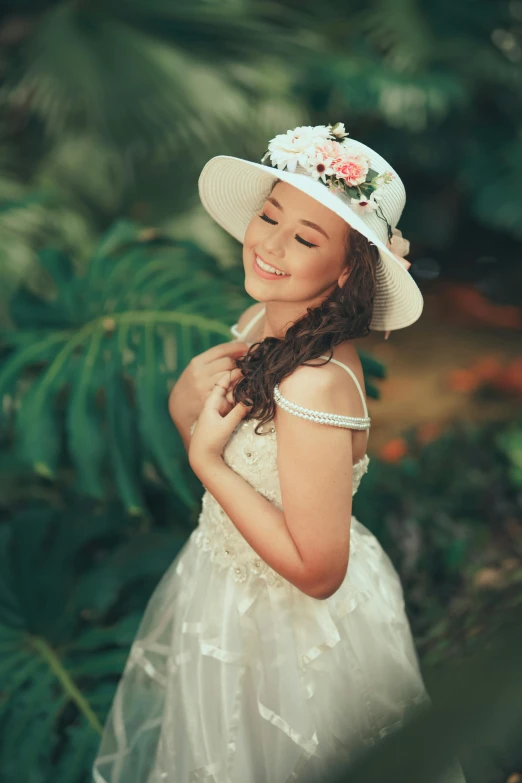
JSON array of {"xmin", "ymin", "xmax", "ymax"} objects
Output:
[{"xmin": 273, "ymin": 384, "xmax": 371, "ymax": 430}]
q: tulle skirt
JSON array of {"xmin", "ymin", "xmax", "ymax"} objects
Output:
[{"xmin": 92, "ymin": 518, "xmax": 464, "ymax": 782}]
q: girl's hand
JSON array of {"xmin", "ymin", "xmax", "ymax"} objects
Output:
[
  {"xmin": 168, "ymin": 341, "xmax": 249, "ymax": 426},
  {"xmin": 188, "ymin": 370, "xmax": 252, "ymax": 474}
]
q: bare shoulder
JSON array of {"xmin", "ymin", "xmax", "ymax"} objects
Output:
[
  {"xmin": 235, "ymin": 301, "xmax": 265, "ymax": 333},
  {"xmin": 277, "ymin": 340, "xmax": 367, "ymax": 419}
]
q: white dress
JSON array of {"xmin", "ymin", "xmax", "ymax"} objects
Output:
[{"xmin": 92, "ymin": 308, "xmax": 467, "ymax": 783}]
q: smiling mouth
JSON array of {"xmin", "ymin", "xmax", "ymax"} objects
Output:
[{"xmin": 254, "ymin": 253, "xmax": 290, "ymax": 276}]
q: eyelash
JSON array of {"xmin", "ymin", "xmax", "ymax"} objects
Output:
[{"xmin": 258, "ymin": 213, "xmax": 318, "ymax": 248}]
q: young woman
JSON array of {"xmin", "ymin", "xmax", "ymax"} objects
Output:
[{"xmin": 93, "ymin": 123, "xmax": 466, "ymax": 782}]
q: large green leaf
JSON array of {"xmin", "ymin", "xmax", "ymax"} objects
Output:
[
  {"xmin": 104, "ymin": 361, "xmax": 145, "ymax": 515},
  {"xmin": 0, "ymin": 222, "xmax": 244, "ymax": 513},
  {"xmin": 66, "ymin": 347, "xmax": 108, "ymax": 500}
]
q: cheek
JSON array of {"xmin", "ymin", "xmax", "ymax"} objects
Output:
[
  {"xmin": 244, "ymin": 217, "xmax": 262, "ymax": 247},
  {"xmin": 291, "ymin": 254, "xmax": 326, "ymax": 282}
]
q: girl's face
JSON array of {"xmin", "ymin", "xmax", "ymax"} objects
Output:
[{"xmin": 242, "ymin": 181, "xmax": 351, "ymax": 308}]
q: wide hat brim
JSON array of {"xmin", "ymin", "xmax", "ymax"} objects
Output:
[{"xmin": 198, "ymin": 155, "xmax": 423, "ymax": 332}]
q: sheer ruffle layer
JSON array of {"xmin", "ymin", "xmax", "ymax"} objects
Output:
[{"xmin": 92, "ymin": 518, "xmax": 447, "ymax": 783}]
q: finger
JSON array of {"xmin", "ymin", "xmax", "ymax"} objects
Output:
[
  {"xmin": 206, "ymin": 363, "xmax": 244, "ymax": 391},
  {"xmin": 211, "ymin": 366, "xmax": 242, "ymax": 383},
  {"xmin": 219, "ymin": 370, "xmax": 233, "ymax": 386},
  {"xmin": 200, "ymin": 342, "xmax": 250, "ymax": 366},
  {"xmin": 208, "ymin": 357, "xmax": 245, "ymax": 378},
  {"xmin": 225, "ymin": 401, "xmax": 252, "ymax": 427},
  {"xmin": 206, "ymin": 376, "xmax": 232, "ymax": 413},
  {"xmin": 226, "ymin": 370, "xmax": 242, "ymax": 397},
  {"xmin": 204, "ymin": 370, "xmax": 242, "ymax": 404},
  {"xmin": 209, "ymin": 373, "xmax": 232, "ymax": 396}
]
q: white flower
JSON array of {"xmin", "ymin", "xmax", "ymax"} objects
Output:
[
  {"xmin": 374, "ymin": 171, "xmax": 396, "ymax": 187},
  {"xmin": 266, "ymin": 125, "xmax": 332, "ymax": 173},
  {"xmin": 329, "ymin": 122, "xmax": 349, "ymax": 139},
  {"xmin": 303, "ymin": 148, "xmax": 339, "ymax": 183},
  {"xmin": 350, "ymin": 190, "xmax": 380, "ymax": 213},
  {"xmin": 371, "ymin": 186, "xmax": 385, "ymax": 201}
]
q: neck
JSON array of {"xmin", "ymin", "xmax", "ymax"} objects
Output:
[{"xmin": 259, "ymin": 296, "xmax": 329, "ymax": 341}]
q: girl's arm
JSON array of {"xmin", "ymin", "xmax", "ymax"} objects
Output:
[
  {"xmin": 193, "ymin": 362, "xmax": 359, "ymax": 600},
  {"xmin": 169, "ymin": 403, "xmax": 194, "ymax": 454},
  {"xmin": 194, "ymin": 459, "xmax": 316, "ymax": 594}
]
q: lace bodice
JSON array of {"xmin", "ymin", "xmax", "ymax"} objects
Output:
[
  {"xmin": 191, "ymin": 310, "xmax": 371, "ymax": 590},
  {"xmin": 192, "ymin": 415, "xmax": 370, "ymax": 589}
]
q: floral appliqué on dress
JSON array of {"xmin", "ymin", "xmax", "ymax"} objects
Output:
[{"xmin": 191, "ymin": 417, "xmax": 370, "ymax": 588}]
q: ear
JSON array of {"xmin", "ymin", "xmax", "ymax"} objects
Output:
[{"xmin": 338, "ymin": 267, "xmax": 352, "ymax": 289}]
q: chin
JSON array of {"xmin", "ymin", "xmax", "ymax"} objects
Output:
[{"xmin": 244, "ymin": 277, "xmax": 263, "ymax": 301}]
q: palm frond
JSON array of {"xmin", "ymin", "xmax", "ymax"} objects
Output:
[{"xmin": 6, "ymin": 0, "xmax": 311, "ymax": 154}]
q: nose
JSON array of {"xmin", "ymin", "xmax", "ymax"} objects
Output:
[{"xmin": 260, "ymin": 232, "xmax": 285, "ymax": 259}]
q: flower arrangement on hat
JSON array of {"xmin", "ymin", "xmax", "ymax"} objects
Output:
[{"xmin": 261, "ymin": 121, "xmax": 396, "ymax": 243}]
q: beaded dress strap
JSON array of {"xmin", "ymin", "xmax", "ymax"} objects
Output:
[
  {"xmin": 273, "ymin": 385, "xmax": 371, "ymax": 430},
  {"xmin": 274, "ymin": 354, "xmax": 370, "ymax": 430},
  {"xmin": 317, "ymin": 355, "xmax": 369, "ymax": 418}
]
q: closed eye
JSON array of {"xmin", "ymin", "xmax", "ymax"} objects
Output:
[{"xmin": 258, "ymin": 213, "xmax": 318, "ymax": 248}]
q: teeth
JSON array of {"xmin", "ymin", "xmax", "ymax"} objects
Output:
[{"xmin": 256, "ymin": 256, "xmax": 288, "ymax": 276}]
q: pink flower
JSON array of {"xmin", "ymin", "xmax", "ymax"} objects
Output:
[
  {"xmin": 304, "ymin": 140, "xmax": 342, "ymax": 181},
  {"xmin": 333, "ymin": 150, "xmax": 370, "ymax": 186},
  {"xmin": 314, "ymin": 139, "xmax": 344, "ymax": 163}
]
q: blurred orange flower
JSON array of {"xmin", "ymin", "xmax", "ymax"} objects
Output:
[
  {"xmin": 501, "ymin": 358, "xmax": 522, "ymax": 394},
  {"xmin": 416, "ymin": 421, "xmax": 443, "ymax": 445},
  {"xmin": 447, "ymin": 369, "xmax": 482, "ymax": 393},
  {"xmin": 379, "ymin": 438, "xmax": 408, "ymax": 463},
  {"xmin": 443, "ymin": 282, "xmax": 522, "ymax": 329},
  {"xmin": 487, "ymin": 357, "xmax": 522, "ymax": 395},
  {"xmin": 469, "ymin": 355, "xmax": 504, "ymax": 382}
]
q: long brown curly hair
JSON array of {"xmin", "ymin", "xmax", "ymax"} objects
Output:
[{"xmin": 232, "ymin": 179, "xmax": 379, "ymax": 435}]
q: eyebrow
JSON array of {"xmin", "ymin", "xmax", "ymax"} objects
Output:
[{"xmin": 266, "ymin": 196, "xmax": 330, "ymax": 240}]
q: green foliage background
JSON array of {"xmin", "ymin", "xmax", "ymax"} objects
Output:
[{"xmin": 0, "ymin": 1, "xmax": 521, "ymax": 781}]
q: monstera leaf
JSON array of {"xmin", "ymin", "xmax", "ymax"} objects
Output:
[
  {"xmin": 0, "ymin": 220, "xmax": 245, "ymax": 513},
  {"xmin": 0, "ymin": 500, "xmax": 186, "ymax": 783}
]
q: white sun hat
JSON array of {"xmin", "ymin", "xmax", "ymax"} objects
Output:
[{"xmin": 198, "ymin": 122, "xmax": 423, "ymax": 333}]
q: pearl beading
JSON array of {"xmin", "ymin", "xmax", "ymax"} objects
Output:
[{"xmin": 273, "ymin": 384, "xmax": 371, "ymax": 430}]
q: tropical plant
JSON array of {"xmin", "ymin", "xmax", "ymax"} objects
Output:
[
  {"xmin": 0, "ymin": 487, "xmax": 189, "ymax": 783},
  {"xmin": 0, "ymin": 1, "xmax": 309, "ymax": 224},
  {"xmin": 0, "ymin": 221, "xmax": 245, "ymax": 512},
  {"xmin": 293, "ymin": 0, "xmax": 522, "ymax": 306},
  {"xmin": 354, "ymin": 413, "xmax": 522, "ymax": 664}
]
